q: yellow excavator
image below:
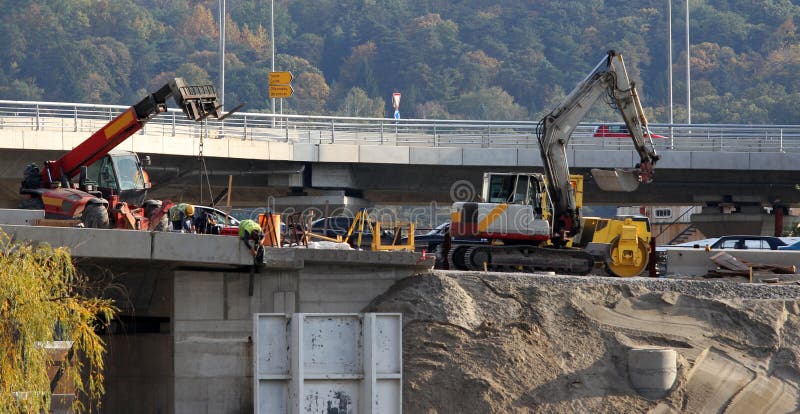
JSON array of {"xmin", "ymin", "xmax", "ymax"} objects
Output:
[{"xmin": 448, "ymin": 50, "xmax": 660, "ymax": 277}]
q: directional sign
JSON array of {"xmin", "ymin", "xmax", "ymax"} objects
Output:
[
  {"xmin": 269, "ymin": 85, "xmax": 294, "ymax": 99},
  {"xmin": 269, "ymin": 71, "xmax": 293, "ymax": 85}
]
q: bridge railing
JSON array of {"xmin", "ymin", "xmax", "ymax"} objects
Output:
[{"xmin": 1, "ymin": 99, "xmax": 799, "ymax": 153}]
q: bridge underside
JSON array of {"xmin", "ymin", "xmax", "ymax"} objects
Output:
[{"xmin": 2, "ymin": 149, "xmax": 796, "ymax": 236}]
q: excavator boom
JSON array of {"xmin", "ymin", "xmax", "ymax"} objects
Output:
[{"xmin": 537, "ymin": 50, "xmax": 659, "ymax": 241}]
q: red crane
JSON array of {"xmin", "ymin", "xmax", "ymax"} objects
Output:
[{"xmin": 20, "ymin": 78, "xmax": 235, "ymax": 230}]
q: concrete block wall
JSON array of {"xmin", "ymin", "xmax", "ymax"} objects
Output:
[{"xmin": 172, "ymin": 249, "xmax": 432, "ymax": 414}]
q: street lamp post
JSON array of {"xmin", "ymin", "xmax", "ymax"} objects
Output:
[
  {"xmin": 219, "ymin": 0, "xmax": 225, "ymax": 112},
  {"xmin": 686, "ymin": 0, "xmax": 691, "ymax": 124},
  {"xmin": 668, "ymin": 0, "xmax": 673, "ymax": 144},
  {"xmin": 271, "ymin": 0, "xmax": 275, "ymax": 118}
]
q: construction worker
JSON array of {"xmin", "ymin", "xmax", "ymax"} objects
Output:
[
  {"xmin": 239, "ymin": 219, "xmax": 264, "ymax": 257},
  {"xmin": 169, "ymin": 203, "xmax": 195, "ymax": 232}
]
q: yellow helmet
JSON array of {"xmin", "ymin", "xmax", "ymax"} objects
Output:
[{"xmin": 185, "ymin": 204, "xmax": 195, "ymax": 216}]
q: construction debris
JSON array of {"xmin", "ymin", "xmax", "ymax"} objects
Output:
[{"xmin": 706, "ymin": 251, "xmax": 799, "ymax": 282}]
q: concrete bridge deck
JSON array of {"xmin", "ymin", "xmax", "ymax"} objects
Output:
[{"xmin": 2, "ymin": 120, "xmax": 800, "ymax": 209}]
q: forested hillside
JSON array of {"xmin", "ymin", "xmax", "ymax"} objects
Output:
[{"xmin": 0, "ymin": 0, "xmax": 798, "ymax": 123}]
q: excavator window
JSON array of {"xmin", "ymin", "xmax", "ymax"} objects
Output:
[
  {"xmin": 488, "ymin": 175, "xmax": 515, "ymax": 203},
  {"xmin": 513, "ymin": 175, "xmax": 529, "ymax": 204}
]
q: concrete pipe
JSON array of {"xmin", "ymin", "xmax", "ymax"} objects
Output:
[{"xmin": 628, "ymin": 348, "xmax": 677, "ymax": 399}]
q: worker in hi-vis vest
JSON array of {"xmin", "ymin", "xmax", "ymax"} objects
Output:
[
  {"xmin": 238, "ymin": 219, "xmax": 264, "ymax": 257},
  {"xmin": 169, "ymin": 203, "xmax": 195, "ymax": 232}
]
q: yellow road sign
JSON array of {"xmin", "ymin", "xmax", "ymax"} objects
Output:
[
  {"xmin": 269, "ymin": 71, "xmax": 293, "ymax": 85},
  {"xmin": 269, "ymin": 85, "xmax": 294, "ymax": 98}
]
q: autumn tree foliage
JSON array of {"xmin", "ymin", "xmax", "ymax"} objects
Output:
[
  {"xmin": 2, "ymin": 0, "xmax": 800, "ymax": 121},
  {"xmin": 0, "ymin": 230, "xmax": 116, "ymax": 413}
]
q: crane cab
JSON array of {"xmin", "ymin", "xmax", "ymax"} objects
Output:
[{"xmin": 83, "ymin": 150, "xmax": 151, "ymax": 208}]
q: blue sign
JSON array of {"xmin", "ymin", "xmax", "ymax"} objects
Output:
[{"xmin": 394, "ymin": 110, "xmax": 400, "ymax": 120}]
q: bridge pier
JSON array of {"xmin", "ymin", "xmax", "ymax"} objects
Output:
[{"xmin": 691, "ymin": 204, "xmax": 799, "ymax": 237}]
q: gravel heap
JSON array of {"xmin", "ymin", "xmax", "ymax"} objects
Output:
[
  {"xmin": 470, "ymin": 271, "xmax": 800, "ymax": 300},
  {"xmin": 365, "ymin": 270, "xmax": 800, "ymax": 413}
]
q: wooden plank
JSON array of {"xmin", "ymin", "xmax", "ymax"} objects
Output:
[{"xmin": 35, "ymin": 219, "xmax": 82, "ymax": 227}]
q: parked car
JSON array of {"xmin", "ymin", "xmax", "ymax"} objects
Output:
[
  {"xmin": 593, "ymin": 124, "xmax": 665, "ymax": 139},
  {"xmin": 406, "ymin": 222, "xmax": 450, "ymax": 252},
  {"xmin": 778, "ymin": 240, "xmax": 800, "ymax": 250},
  {"xmin": 708, "ymin": 235, "xmax": 787, "ymax": 250},
  {"xmin": 309, "ymin": 216, "xmax": 396, "ymax": 249},
  {"xmin": 192, "ymin": 205, "xmax": 240, "ymax": 236}
]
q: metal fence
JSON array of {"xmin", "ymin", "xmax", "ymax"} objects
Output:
[{"xmin": 1, "ymin": 99, "xmax": 799, "ymax": 153}]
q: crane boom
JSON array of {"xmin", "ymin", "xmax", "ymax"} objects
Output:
[
  {"xmin": 41, "ymin": 78, "xmax": 223, "ymax": 187},
  {"xmin": 536, "ymin": 50, "xmax": 659, "ymax": 243}
]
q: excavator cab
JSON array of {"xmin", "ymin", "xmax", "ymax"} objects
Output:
[{"xmin": 482, "ymin": 172, "xmax": 544, "ymax": 209}]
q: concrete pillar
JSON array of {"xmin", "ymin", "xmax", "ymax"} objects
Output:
[{"xmin": 774, "ymin": 204, "xmax": 785, "ymax": 237}]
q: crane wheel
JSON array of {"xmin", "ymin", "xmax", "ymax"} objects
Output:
[
  {"xmin": 606, "ymin": 237, "xmax": 649, "ymax": 277},
  {"xmin": 81, "ymin": 202, "xmax": 110, "ymax": 229}
]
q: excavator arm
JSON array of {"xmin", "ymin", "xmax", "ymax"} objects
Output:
[
  {"xmin": 41, "ymin": 78, "xmax": 227, "ymax": 187},
  {"xmin": 536, "ymin": 50, "xmax": 659, "ymax": 243}
]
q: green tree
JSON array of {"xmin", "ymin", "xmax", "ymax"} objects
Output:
[
  {"xmin": 449, "ymin": 87, "xmax": 527, "ymax": 120},
  {"xmin": 0, "ymin": 231, "xmax": 116, "ymax": 413},
  {"xmin": 338, "ymin": 87, "xmax": 385, "ymax": 117}
]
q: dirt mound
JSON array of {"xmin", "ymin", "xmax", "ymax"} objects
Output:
[{"xmin": 364, "ymin": 271, "xmax": 800, "ymax": 413}]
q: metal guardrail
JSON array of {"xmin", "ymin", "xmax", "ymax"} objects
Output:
[{"xmin": 1, "ymin": 100, "xmax": 799, "ymax": 153}]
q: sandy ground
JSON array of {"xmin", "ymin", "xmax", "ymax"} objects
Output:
[{"xmin": 365, "ymin": 271, "xmax": 800, "ymax": 413}]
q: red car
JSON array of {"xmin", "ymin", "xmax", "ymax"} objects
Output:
[{"xmin": 593, "ymin": 124, "xmax": 665, "ymax": 139}]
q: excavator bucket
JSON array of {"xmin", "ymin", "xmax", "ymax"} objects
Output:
[{"xmin": 591, "ymin": 168, "xmax": 640, "ymax": 192}]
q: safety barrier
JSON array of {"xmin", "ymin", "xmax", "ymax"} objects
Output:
[{"xmin": 1, "ymin": 99, "xmax": 799, "ymax": 153}]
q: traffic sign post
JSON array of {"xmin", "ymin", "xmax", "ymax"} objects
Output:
[
  {"xmin": 269, "ymin": 85, "xmax": 294, "ymax": 99},
  {"xmin": 392, "ymin": 92, "xmax": 401, "ymax": 110}
]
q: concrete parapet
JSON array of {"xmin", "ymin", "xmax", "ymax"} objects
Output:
[
  {"xmin": 665, "ymin": 247, "xmax": 800, "ymax": 276},
  {"xmin": 462, "ymin": 148, "xmax": 516, "ymax": 166},
  {"xmin": 575, "ymin": 149, "xmax": 634, "ymax": 168},
  {"xmin": 319, "ymin": 143, "xmax": 359, "ymax": 162},
  {"xmin": 359, "ymin": 145, "xmax": 410, "ymax": 164},
  {"xmin": 410, "ymin": 147, "xmax": 462, "ymax": 165},
  {"xmin": 0, "ymin": 224, "xmax": 153, "ymax": 259},
  {"xmin": 0, "ymin": 208, "xmax": 44, "ymax": 225}
]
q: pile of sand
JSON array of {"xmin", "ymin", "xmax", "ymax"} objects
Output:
[{"xmin": 365, "ymin": 271, "xmax": 800, "ymax": 413}]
